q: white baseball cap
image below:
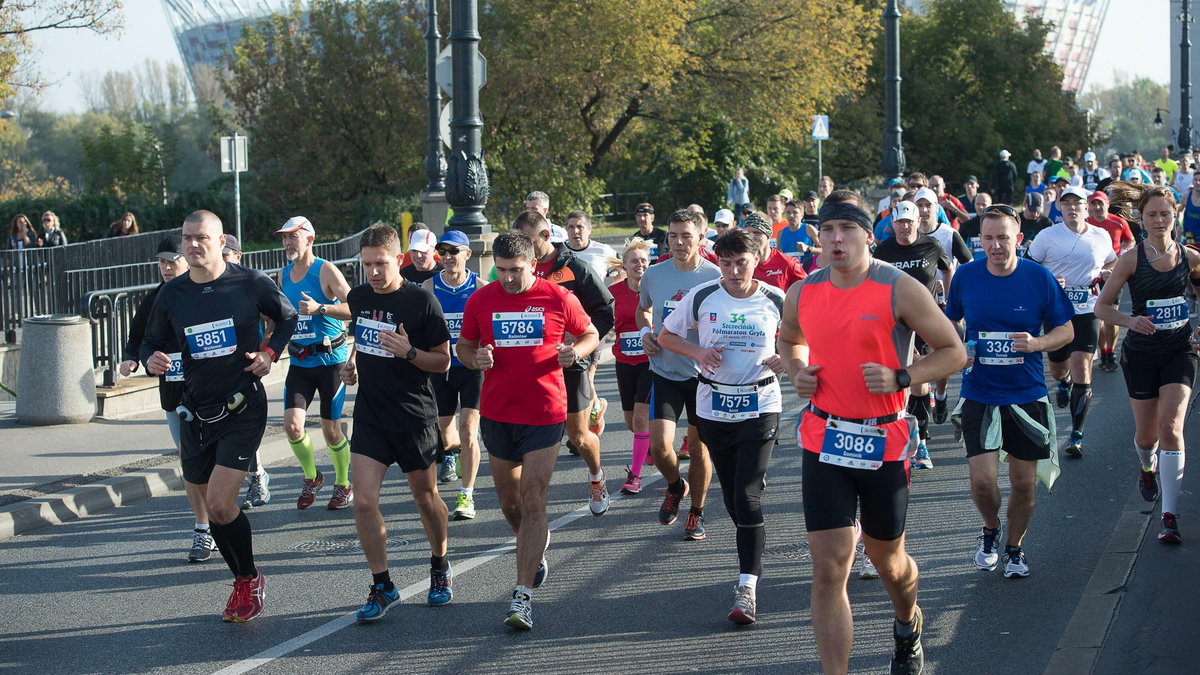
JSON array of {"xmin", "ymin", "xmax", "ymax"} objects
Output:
[
  {"xmin": 408, "ymin": 229, "xmax": 437, "ymax": 252},
  {"xmin": 913, "ymin": 187, "xmax": 939, "ymax": 205},
  {"xmin": 892, "ymin": 201, "xmax": 919, "ymax": 222},
  {"xmin": 1058, "ymin": 186, "xmax": 1091, "ymax": 201},
  {"xmin": 713, "ymin": 208, "xmax": 735, "ymax": 225},
  {"xmin": 1083, "ymin": 151, "xmax": 1097, "ymax": 162},
  {"xmin": 274, "ymin": 216, "xmax": 315, "ymax": 237}
]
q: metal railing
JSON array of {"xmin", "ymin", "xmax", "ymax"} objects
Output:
[{"xmin": 592, "ymin": 192, "xmax": 649, "ymax": 221}]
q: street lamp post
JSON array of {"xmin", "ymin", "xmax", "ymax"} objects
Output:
[
  {"xmin": 882, "ymin": 0, "xmax": 906, "ymax": 180},
  {"xmin": 1179, "ymin": 0, "xmax": 1195, "ymax": 153},
  {"xmin": 444, "ymin": 0, "xmax": 490, "ymax": 235},
  {"xmin": 423, "ymin": 0, "xmax": 445, "ymax": 193}
]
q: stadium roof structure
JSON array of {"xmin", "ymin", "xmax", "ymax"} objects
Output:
[
  {"xmin": 1004, "ymin": 0, "xmax": 1111, "ymax": 92},
  {"xmin": 160, "ymin": 0, "xmax": 302, "ymax": 90}
]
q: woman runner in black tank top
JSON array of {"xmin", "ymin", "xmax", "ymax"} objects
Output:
[{"xmin": 1095, "ymin": 188, "xmax": 1200, "ymax": 545}]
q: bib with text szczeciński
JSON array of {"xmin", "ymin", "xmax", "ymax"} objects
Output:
[
  {"xmin": 618, "ymin": 331, "xmax": 644, "ymax": 356},
  {"xmin": 1065, "ymin": 285, "xmax": 1096, "ymax": 314},
  {"xmin": 292, "ymin": 315, "xmax": 316, "ymax": 341},
  {"xmin": 443, "ymin": 312, "xmax": 463, "ymax": 340},
  {"xmin": 185, "ymin": 318, "xmax": 236, "ymax": 359},
  {"xmin": 709, "ymin": 383, "xmax": 760, "ymax": 421},
  {"xmin": 165, "ymin": 352, "xmax": 184, "ymax": 382},
  {"xmin": 492, "ymin": 312, "xmax": 544, "ymax": 347},
  {"xmin": 1147, "ymin": 296, "xmax": 1189, "ymax": 330},
  {"xmin": 976, "ymin": 332, "xmax": 1023, "ymax": 366},
  {"xmin": 819, "ymin": 419, "xmax": 886, "ymax": 470},
  {"xmin": 354, "ymin": 317, "xmax": 395, "ymax": 358}
]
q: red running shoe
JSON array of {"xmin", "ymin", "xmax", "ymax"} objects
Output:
[
  {"xmin": 297, "ymin": 470, "xmax": 325, "ymax": 510},
  {"xmin": 223, "ymin": 567, "xmax": 266, "ymax": 622}
]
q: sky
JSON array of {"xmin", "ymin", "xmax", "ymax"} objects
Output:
[{"xmin": 24, "ymin": 0, "xmax": 1169, "ymax": 114}]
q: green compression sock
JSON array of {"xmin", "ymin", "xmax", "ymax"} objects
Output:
[
  {"xmin": 329, "ymin": 437, "xmax": 351, "ymax": 486},
  {"xmin": 289, "ymin": 432, "xmax": 317, "ymax": 480}
]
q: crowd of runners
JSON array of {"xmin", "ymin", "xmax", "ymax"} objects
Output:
[{"xmin": 122, "ymin": 147, "xmax": 1199, "ymax": 673}]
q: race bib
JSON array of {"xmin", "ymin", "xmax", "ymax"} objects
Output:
[
  {"xmin": 976, "ymin": 332, "xmax": 1023, "ymax": 365},
  {"xmin": 355, "ymin": 317, "xmax": 395, "ymax": 358},
  {"xmin": 1148, "ymin": 296, "xmax": 1189, "ymax": 330},
  {"xmin": 769, "ymin": 237, "xmax": 778, "ymax": 250},
  {"xmin": 185, "ymin": 318, "xmax": 236, "ymax": 359},
  {"xmin": 618, "ymin": 331, "xmax": 644, "ymax": 356},
  {"xmin": 444, "ymin": 312, "xmax": 464, "ymax": 341},
  {"xmin": 709, "ymin": 383, "xmax": 759, "ymax": 421},
  {"xmin": 820, "ymin": 419, "xmax": 886, "ymax": 470},
  {"xmin": 165, "ymin": 352, "xmax": 184, "ymax": 382},
  {"xmin": 292, "ymin": 315, "xmax": 316, "ymax": 341},
  {"xmin": 662, "ymin": 300, "xmax": 678, "ymax": 322},
  {"xmin": 492, "ymin": 311, "xmax": 544, "ymax": 347},
  {"xmin": 1065, "ymin": 285, "xmax": 1096, "ymax": 314},
  {"xmin": 969, "ymin": 236, "xmax": 986, "ymax": 260}
]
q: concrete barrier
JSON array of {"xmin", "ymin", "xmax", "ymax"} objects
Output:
[{"xmin": 15, "ymin": 314, "xmax": 96, "ymax": 425}]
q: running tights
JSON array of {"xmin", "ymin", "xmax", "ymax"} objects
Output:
[{"xmin": 708, "ymin": 437, "xmax": 775, "ymax": 577}]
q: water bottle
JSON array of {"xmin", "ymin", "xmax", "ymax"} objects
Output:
[{"xmin": 963, "ymin": 340, "xmax": 975, "ymax": 375}]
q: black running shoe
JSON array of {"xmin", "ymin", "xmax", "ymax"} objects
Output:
[
  {"xmin": 933, "ymin": 397, "xmax": 948, "ymax": 424},
  {"xmin": 890, "ymin": 605, "xmax": 925, "ymax": 674}
]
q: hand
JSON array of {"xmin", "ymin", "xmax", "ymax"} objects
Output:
[
  {"xmin": 146, "ymin": 351, "xmax": 171, "ymax": 376},
  {"xmin": 118, "ymin": 359, "xmax": 139, "ymax": 377},
  {"xmin": 1009, "ymin": 332, "xmax": 1040, "ymax": 353},
  {"xmin": 340, "ymin": 360, "xmax": 358, "ymax": 386},
  {"xmin": 1128, "ymin": 315, "xmax": 1157, "ymax": 336},
  {"xmin": 861, "ymin": 362, "xmax": 899, "ymax": 394},
  {"xmin": 556, "ymin": 343, "xmax": 578, "ymax": 367},
  {"xmin": 379, "ymin": 324, "xmax": 413, "ymax": 358},
  {"xmin": 475, "ymin": 344, "xmax": 495, "ymax": 371},
  {"xmin": 792, "ymin": 364, "xmax": 821, "ymax": 398},
  {"xmin": 243, "ymin": 351, "xmax": 272, "ymax": 376},
  {"xmin": 36, "ymin": 238, "xmax": 43, "ymax": 247},
  {"xmin": 760, "ymin": 354, "xmax": 784, "ymax": 374},
  {"xmin": 642, "ymin": 331, "xmax": 661, "ymax": 356},
  {"xmin": 934, "ymin": 279, "xmax": 945, "ymax": 296},
  {"xmin": 1055, "ymin": 276, "xmax": 1066, "ymax": 288},
  {"xmin": 298, "ymin": 291, "xmax": 321, "ymax": 315},
  {"xmin": 697, "ymin": 346, "xmax": 724, "ymax": 373}
]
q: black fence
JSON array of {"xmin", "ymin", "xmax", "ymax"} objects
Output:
[{"xmin": 592, "ymin": 192, "xmax": 649, "ymax": 222}]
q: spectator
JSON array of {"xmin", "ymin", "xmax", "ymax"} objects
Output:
[
  {"xmin": 7, "ymin": 214, "xmax": 36, "ymax": 249},
  {"xmin": 991, "ymin": 149, "xmax": 1018, "ymax": 205},
  {"xmin": 37, "ymin": 211, "xmax": 68, "ymax": 247},
  {"xmin": 1026, "ymin": 148, "xmax": 1047, "ymax": 180},
  {"xmin": 727, "ymin": 167, "xmax": 750, "ymax": 208},
  {"xmin": 959, "ymin": 176, "xmax": 981, "ymax": 217},
  {"xmin": 106, "ymin": 212, "xmax": 139, "ymax": 237}
]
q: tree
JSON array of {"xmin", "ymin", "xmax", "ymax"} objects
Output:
[
  {"xmin": 1081, "ymin": 76, "xmax": 1172, "ymax": 162},
  {"xmin": 0, "ymin": 0, "xmax": 123, "ymax": 100},
  {"xmin": 79, "ymin": 120, "xmax": 177, "ymax": 201}
]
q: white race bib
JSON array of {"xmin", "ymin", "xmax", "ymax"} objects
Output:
[
  {"xmin": 444, "ymin": 312, "xmax": 464, "ymax": 341},
  {"xmin": 355, "ymin": 317, "xmax": 395, "ymax": 358},
  {"xmin": 976, "ymin": 332, "xmax": 1023, "ymax": 366},
  {"xmin": 492, "ymin": 312, "xmax": 544, "ymax": 347},
  {"xmin": 165, "ymin": 352, "xmax": 184, "ymax": 382}
]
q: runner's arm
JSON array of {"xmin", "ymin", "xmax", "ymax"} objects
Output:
[
  {"xmin": 887, "ymin": 275, "xmax": 966, "ymax": 387},
  {"xmin": 315, "ymin": 261, "xmax": 352, "ymax": 320},
  {"xmin": 1094, "ymin": 250, "xmax": 1138, "ymax": 328}
]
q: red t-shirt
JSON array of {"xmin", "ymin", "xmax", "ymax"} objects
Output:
[
  {"xmin": 1086, "ymin": 215, "xmax": 1134, "ymax": 255},
  {"xmin": 608, "ymin": 280, "xmax": 648, "ymax": 365},
  {"xmin": 460, "ymin": 278, "xmax": 591, "ymax": 425},
  {"xmin": 753, "ymin": 248, "xmax": 808, "ymax": 290},
  {"xmin": 534, "ymin": 258, "xmax": 556, "ymax": 278}
]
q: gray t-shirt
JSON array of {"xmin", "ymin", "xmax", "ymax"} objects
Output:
[{"xmin": 639, "ymin": 257, "xmax": 721, "ymax": 380}]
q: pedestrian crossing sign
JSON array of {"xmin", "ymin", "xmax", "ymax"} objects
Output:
[{"xmin": 811, "ymin": 115, "xmax": 830, "ymax": 141}]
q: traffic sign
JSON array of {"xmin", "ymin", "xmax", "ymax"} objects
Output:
[
  {"xmin": 435, "ymin": 46, "xmax": 487, "ymax": 98},
  {"xmin": 220, "ymin": 135, "xmax": 248, "ymax": 173},
  {"xmin": 811, "ymin": 115, "xmax": 830, "ymax": 141}
]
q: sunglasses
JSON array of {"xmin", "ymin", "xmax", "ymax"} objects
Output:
[
  {"xmin": 983, "ymin": 204, "xmax": 1018, "ymax": 218},
  {"xmin": 436, "ymin": 246, "xmax": 464, "ymax": 255}
]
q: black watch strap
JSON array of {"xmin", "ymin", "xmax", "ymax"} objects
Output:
[
  {"xmin": 405, "ymin": 346, "xmax": 418, "ymax": 360},
  {"xmin": 894, "ymin": 368, "xmax": 911, "ymax": 391}
]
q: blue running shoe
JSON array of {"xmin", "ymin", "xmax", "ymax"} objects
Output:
[
  {"xmin": 427, "ymin": 565, "xmax": 453, "ymax": 606},
  {"xmin": 1064, "ymin": 430, "xmax": 1084, "ymax": 459},
  {"xmin": 356, "ymin": 583, "xmax": 399, "ymax": 622},
  {"xmin": 912, "ymin": 442, "xmax": 933, "ymax": 470}
]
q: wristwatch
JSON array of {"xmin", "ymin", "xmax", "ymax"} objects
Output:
[
  {"xmin": 405, "ymin": 346, "xmax": 417, "ymax": 361},
  {"xmin": 318, "ymin": 304, "xmax": 327, "ymax": 315},
  {"xmin": 894, "ymin": 368, "xmax": 911, "ymax": 391}
]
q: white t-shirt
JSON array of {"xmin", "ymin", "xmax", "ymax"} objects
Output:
[
  {"xmin": 1080, "ymin": 167, "xmax": 1110, "ymax": 191},
  {"xmin": 565, "ymin": 240, "xmax": 616, "ymax": 281},
  {"xmin": 1175, "ymin": 170, "xmax": 1195, "ymax": 196},
  {"xmin": 1027, "ymin": 158, "xmax": 1047, "ymax": 175},
  {"xmin": 661, "ymin": 279, "xmax": 784, "ymax": 421},
  {"xmin": 1026, "ymin": 222, "xmax": 1116, "ymax": 314}
]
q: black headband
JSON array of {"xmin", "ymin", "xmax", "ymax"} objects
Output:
[{"xmin": 817, "ymin": 201, "xmax": 873, "ymax": 233}]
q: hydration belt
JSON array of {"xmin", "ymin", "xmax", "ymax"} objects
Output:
[
  {"xmin": 288, "ymin": 332, "xmax": 347, "ymax": 360},
  {"xmin": 806, "ymin": 402, "xmax": 902, "ymax": 426},
  {"xmin": 698, "ymin": 374, "xmax": 776, "ymax": 388},
  {"xmin": 176, "ymin": 381, "xmax": 261, "ymax": 424}
]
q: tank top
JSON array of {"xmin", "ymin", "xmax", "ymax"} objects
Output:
[
  {"xmin": 282, "ymin": 259, "xmax": 350, "ymax": 367},
  {"xmin": 1125, "ymin": 241, "xmax": 1193, "ymax": 354},
  {"xmin": 796, "ymin": 261, "xmax": 915, "ymax": 461},
  {"xmin": 432, "ymin": 270, "xmax": 479, "ymax": 367},
  {"xmin": 1182, "ymin": 190, "xmax": 1200, "ymax": 239}
]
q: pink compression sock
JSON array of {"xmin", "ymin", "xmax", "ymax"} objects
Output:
[{"xmin": 631, "ymin": 432, "xmax": 650, "ymax": 477}]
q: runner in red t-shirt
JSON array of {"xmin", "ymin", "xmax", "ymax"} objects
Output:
[
  {"xmin": 608, "ymin": 241, "xmax": 652, "ymax": 494},
  {"xmin": 740, "ymin": 211, "xmax": 808, "ymax": 290},
  {"xmin": 1086, "ymin": 190, "xmax": 1136, "ymax": 371},
  {"xmin": 457, "ymin": 231, "xmax": 598, "ymax": 631}
]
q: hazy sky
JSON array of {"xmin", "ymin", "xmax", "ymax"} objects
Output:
[{"xmin": 25, "ymin": 0, "xmax": 1169, "ymax": 113}]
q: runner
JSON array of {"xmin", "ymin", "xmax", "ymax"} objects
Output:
[
  {"xmin": 944, "ymin": 204, "xmax": 1074, "ymax": 578},
  {"xmin": 741, "ymin": 211, "xmax": 807, "ymax": 291},
  {"xmin": 779, "ymin": 199, "xmax": 821, "ymax": 272},
  {"xmin": 608, "ymin": 241, "xmax": 653, "ymax": 495},
  {"xmin": 273, "ymin": 216, "xmax": 355, "ymax": 510},
  {"xmin": 659, "ymin": 228, "xmax": 786, "ymax": 624},
  {"xmin": 1095, "ymin": 185, "xmax": 1199, "ymax": 544},
  {"xmin": 630, "ymin": 203, "xmax": 668, "ymax": 259},
  {"xmin": 560, "ymin": 210, "xmax": 618, "ymax": 438},
  {"xmin": 638, "ymin": 209, "xmax": 721, "ymax": 539},
  {"xmin": 778, "ymin": 200, "xmax": 964, "ymax": 674},
  {"xmin": 339, "ymin": 223, "xmax": 454, "ymax": 622},
  {"xmin": 421, "ymin": 230, "xmax": 486, "ymax": 519},
  {"xmin": 1085, "ymin": 190, "xmax": 1136, "ymax": 372},
  {"xmin": 1026, "ymin": 186, "xmax": 1117, "ymax": 458},
  {"xmin": 141, "ymin": 210, "xmax": 298, "ymax": 622},
  {"xmin": 457, "ymin": 231, "xmax": 599, "ymax": 630},
  {"xmin": 400, "ymin": 229, "xmax": 443, "ymax": 284}
]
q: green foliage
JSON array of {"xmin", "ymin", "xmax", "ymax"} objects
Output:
[
  {"xmin": 1081, "ymin": 76, "xmax": 1173, "ymax": 161},
  {"xmin": 79, "ymin": 120, "xmax": 177, "ymax": 199}
]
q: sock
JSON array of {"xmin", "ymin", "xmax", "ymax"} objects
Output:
[
  {"xmin": 460, "ymin": 487, "xmax": 474, "ymax": 497},
  {"xmin": 738, "ymin": 573, "xmax": 759, "ymax": 591},
  {"xmin": 1058, "ymin": 377, "xmax": 1070, "ymax": 391},
  {"xmin": 895, "ymin": 614, "xmax": 918, "ymax": 637},
  {"xmin": 372, "ymin": 569, "xmax": 394, "ymax": 591},
  {"xmin": 934, "ymin": 390, "xmax": 947, "ymax": 401},
  {"xmin": 669, "ymin": 478, "xmax": 686, "ymax": 495},
  {"xmin": 431, "ymin": 554, "xmax": 449, "ymax": 571},
  {"xmin": 209, "ymin": 511, "xmax": 256, "ymax": 577},
  {"xmin": 630, "ymin": 432, "xmax": 650, "ymax": 477},
  {"xmin": 690, "ymin": 506, "xmax": 704, "ymax": 517},
  {"xmin": 515, "ymin": 584, "xmax": 532, "ymax": 600},
  {"xmin": 589, "ymin": 469, "xmax": 604, "ymax": 482},
  {"xmin": 1136, "ymin": 443, "xmax": 1158, "ymax": 471},
  {"xmin": 195, "ymin": 522, "xmax": 209, "ymax": 532},
  {"xmin": 736, "ymin": 524, "xmax": 766, "ymax": 579},
  {"xmin": 1160, "ymin": 450, "xmax": 1186, "ymax": 515},
  {"xmin": 289, "ymin": 432, "xmax": 318, "ymax": 480},
  {"xmin": 1069, "ymin": 384, "xmax": 1092, "ymax": 432},
  {"xmin": 329, "ymin": 437, "xmax": 351, "ymax": 486}
]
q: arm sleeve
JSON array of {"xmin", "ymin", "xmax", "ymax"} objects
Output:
[
  {"xmin": 123, "ymin": 289, "xmax": 158, "ymax": 362},
  {"xmin": 256, "ymin": 273, "xmax": 299, "ymax": 356},
  {"xmin": 951, "ymin": 232, "xmax": 973, "ymax": 264}
]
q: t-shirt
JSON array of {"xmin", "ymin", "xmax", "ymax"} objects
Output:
[
  {"xmin": 1174, "ymin": 170, "xmax": 1195, "ymax": 196},
  {"xmin": 777, "ymin": 224, "xmax": 815, "ymax": 264},
  {"xmin": 1043, "ymin": 159, "xmax": 1064, "ymax": 181},
  {"xmin": 1027, "ymin": 158, "xmax": 1047, "ymax": 175},
  {"xmin": 872, "ymin": 234, "xmax": 951, "ymax": 296},
  {"xmin": 661, "ymin": 280, "xmax": 784, "ymax": 421},
  {"xmin": 460, "ymin": 277, "xmax": 591, "ymax": 425},
  {"xmin": 639, "ymin": 257, "xmax": 722, "ymax": 380},
  {"xmin": 1026, "ymin": 222, "xmax": 1116, "ymax": 308},
  {"xmin": 1156, "ymin": 157, "xmax": 1180, "ymax": 182},
  {"xmin": 944, "ymin": 259, "xmax": 1074, "ymax": 406},
  {"xmin": 401, "ymin": 262, "xmax": 443, "ymax": 284},
  {"xmin": 348, "ymin": 281, "xmax": 450, "ymax": 431},
  {"xmin": 609, "ymin": 279, "xmax": 648, "ymax": 365},
  {"xmin": 1086, "ymin": 215, "xmax": 1135, "ymax": 256},
  {"xmin": 631, "ymin": 227, "xmax": 669, "ymax": 259},
  {"xmin": 921, "ymin": 224, "xmax": 972, "ymax": 285},
  {"xmin": 752, "ymin": 248, "xmax": 807, "ymax": 291},
  {"xmin": 565, "ymin": 240, "xmax": 617, "ymax": 281}
]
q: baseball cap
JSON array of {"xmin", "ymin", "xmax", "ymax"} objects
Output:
[
  {"xmin": 802, "ymin": 191, "xmax": 820, "ymax": 201},
  {"xmin": 913, "ymin": 187, "xmax": 938, "ymax": 204},
  {"xmin": 274, "ymin": 216, "xmax": 315, "ymax": 238},
  {"xmin": 892, "ymin": 201, "xmax": 918, "ymax": 222},
  {"xmin": 634, "ymin": 203, "xmax": 655, "ymax": 214},
  {"xmin": 1052, "ymin": 173, "xmax": 1069, "ymax": 184},
  {"xmin": 153, "ymin": 235, "xmax": 183, "ymax": 261},
  {"xmin": 713, "ymin": 208, "xmax": 735, "ymax": 226},
  {"xmin": 222, "ymin": 234, "xmax": 241, "ymax": 254},
  {"xmin": 964, "ymin": 175, "xmax": 979, "ymax": 185},
  {"xmin": 741, "ymin": 212, "xmax": 772, "ymax": 237},
  {"xmin": 999, "ymin": 149, "xmax": 1011, "ymax": 158},
  {"xmin": 408, "ymin": 229, "xmax": 437, "ymax": 252},
  {"xmin": 1059, "ymin": 186, "xmax": 1090, "ymax": 201},
  {"xmin": 437, "ymin": 230, "xmax": 470, "ymax": 248},
  {"xmin": 1083, "ymin": 151, "xmax": 1097, "ymax": 162},
  {"xmin": 1025, "ymin": 192, "xmax": 1044, "ymax": 210},
  {"xmin": 887, "ymin": 177, "xmax": 904, "ymax": 187},
  {"xmin": 1088, "ymin": 190, "xmax": 1109, "ymax": 203},
  {"xmin": 778, "ymin": 188, "xmax": 794, "ymax": 201}
]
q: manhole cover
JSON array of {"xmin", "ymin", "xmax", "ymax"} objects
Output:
[
  {"xmin": 763, "ymin": 541, "xmax": 810, "ymax": 561},
  {"xmin": 288, "ymin": 536, "xmax": 409, "ymax": 556}
]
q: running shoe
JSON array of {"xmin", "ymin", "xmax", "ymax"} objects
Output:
[
  {"xmin": 241, "ymin": 471, "xmax": 271, "ymax": 509},
  {"xmin": 621, "ymin": 469, "xmax": 642, "ymax": 495},
  {"xmin": 505, "ymin": 589, "xmax": 533, "ymax": 630},
  {"xmin": 589, "ymin": 474, "xmax": 610, "ymax": 516},
  {"xmin": 683, "ymin": 510, "xmax": 706, "ymax": 541},
  {"xmin": 452, "ymin": 492, "xmax": 476, "ymax": 520},
  {"xmin": 1159, "ymin": 512, "xmax": 1182, "ymax": 544},
  {"xmin": 188, "ymin": 529, "xmax": 216, "ymax": 563},
  {"xmin": 1138, "ymin": 468, "xmax": 1159, "ymax": 502},
  {"xmin": 588, "ymin": 397, "xmax": 607, "ymax": 435},
  {"xmin": 950, "ymin": 413, "xmax": 963, "ymax": 442},
  {"xmin": 533, "ymin": 556, "xmax": 548, "ymax": 589},
  {"xmin": 678, "ymin": 436, "xmax": 690, "ymax": 460},
  {"xmin": 1002, "ymin": 546, "xmax": 1030, "ymax": 578},
  {"xmin": 890, "ymin": 605, "xmax": 924, "ymax": 675},
  {"xmin": 859, "ymin": 555, "xmax": 879, "ymax": 580},
  {"xmin": 727, "ymin": 585, "xmax": 756, "ymax": 625},
  {"xmin": 1056, "ymin": 380, "xmax": 1071, "ymax": 408},
  {"xmin": 223, "ymin": 567, "xmax": 266, "ymax": 622},
  {"xmin": 933, "ymin": 396, "xmax": 948, "ymax": 424},
  {"xmin": 427, "ymin": 565, "xmax": 453, "ymax": 606},
  {"xmin": 760, "ymin": 474, "xmax": 768, "ymax": 491},
  {"xmin": 974, "ymin": 525, "xmax": 1002, "ymax": 571},
  {"xmin": 327, "ymin": 484, "xmax": 354, "ymax": 510},
  {"xmin": 438, "ymin": 454, "xmax": 458, "ymax": 483},
  {"xmin": 356, "ymin": 583, "xmax": 399, "ymax": 622},
  {"xmin": 1064, "ymin": 430, "xmax": 1084, "ymax": 459},
  {"xmin": 658, "ymin": 480, "xmax": 690, "ymax": 525},
  {"xmin": 912, "ymin": 442, "xmax": 933, "ymax": 470},
  {"xmin": 296, "ymin": 470, "xmax": 324, "ymax": 510}
]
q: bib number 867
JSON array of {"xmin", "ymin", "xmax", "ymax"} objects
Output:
[{"xmin": 830, "ymin": 432, "xmax": 871, "ymax": 454}]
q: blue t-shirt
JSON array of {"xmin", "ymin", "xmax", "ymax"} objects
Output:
[
  {"xmin": 874, "ymin": 215, "xmax": 894, "ymax": 242},
  {"xmin": 777, "ymin": 224, "xmax": 814, "ymax": 264},
  {"xmin": 944, "ymin": 259, "xmax": 1074, "ymax": 405}
]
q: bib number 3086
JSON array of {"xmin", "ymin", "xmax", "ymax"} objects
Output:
[{"xmin": 819, "ymin": 419, "xmax": 886, "ymax": 470}]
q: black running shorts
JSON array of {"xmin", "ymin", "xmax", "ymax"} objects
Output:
[
  {"xmin": 351, "ymin": 420, "xmax": 441, "ymax": 473},
  {"xmin": 649, "ymin": 373, "xmax": 697, "ymax": 425},
  {"xmin": 1121, "ymin": 345, "xmax": 1199, "ymax": 400},
  {"xmin": 960, "ymin": 398, "xmax": 1052, "ymax": 461},
  {"xmin": 284, "ymin": 362, "xmax": 347, "ymax": 420},
  {"xmin": 431, "ymin": 365, "xmax": 484, "ymax": 416},
  {"xmin": 1047, "ymin": 313, "xmax": 1099, "ymax": 363},
  {"xmin": 615, "ymin": 361, "xmax": 652, "ymax": 412},
  {"xmin": 180, "ymin": 385, "xmax": 268, "ymax": 484},
  {"xmin": 564, "ymin": 366, "xmax": 595, "ymax": 414},
  {"xmin": 481, "ymin": 418, "xmax": 567, "ymax": 462},
  {"xmin": 801, "ymin": 450, "xmax": 909, "ymax": 541}
]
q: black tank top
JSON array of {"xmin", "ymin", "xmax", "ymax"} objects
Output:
[{"xmin": 1126, "ymin": 241, "xmax": 1192, "ymax": 353}]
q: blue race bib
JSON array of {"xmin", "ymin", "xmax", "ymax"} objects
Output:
[
  {"xmin": 185, "ymin": 318, "xmax": 236, "ymax": 359},
  {"xmin": 618, "ymin": 331, "xmax": 644, "ymax": 356},
  {"xmin": 444, "ymin": 312, "xmax": 463, "ymax": 341},
  {"xmin": 709, "ymin": 383, "xmax": 759, "ymax": 421},
  {"xmin": 819, "ymin": 419, "xmax": 886, "ymax": 470},
  {"xmin": 292, "ymin": 315, "xmax": 315, "ymax": 341},
  {"xmin": 492, "ymin": 311, "xmax": 544, "ymax": 347},
  {"xmin": 354, "ymin": 317, "xmax": 395, "ymax": 358},
  {"xmin": 1148, "ymin": 296, "xmax": 1189, "ymax": 330}
]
